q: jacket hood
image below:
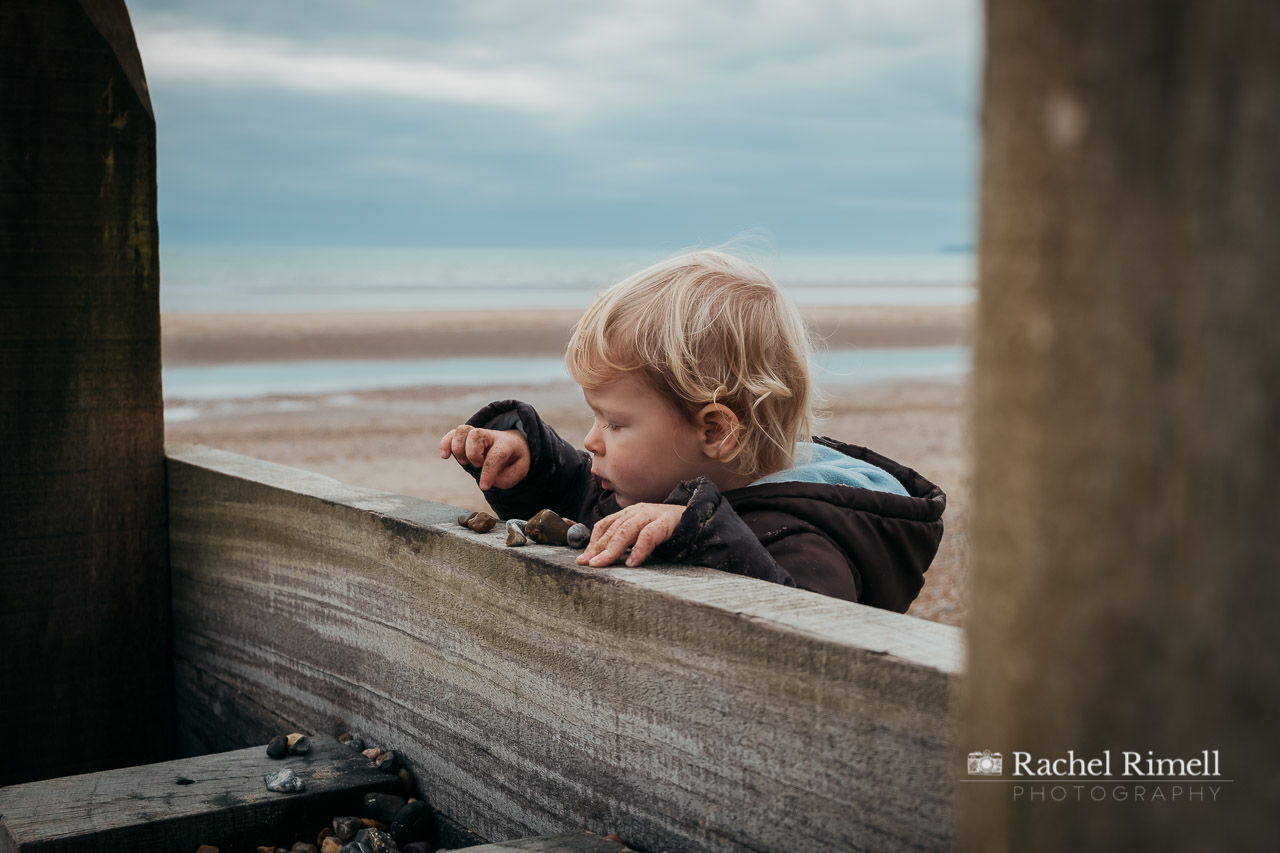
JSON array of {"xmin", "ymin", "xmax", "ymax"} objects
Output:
[
  {"xmin": 752, "ymin": 441, "xmax": 911, "ymax": 496},
  {"xmin": 723, "ymin": 436, "xmax": 945, "ymax": 610}
]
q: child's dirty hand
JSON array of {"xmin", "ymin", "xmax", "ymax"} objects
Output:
[
  {"xmin": 577, "ymin": 503, "xmax": 684, "ymax": 568},
  {"xmin": 439, "ymin": 425, "xmax": 531, "ymax": 490}
]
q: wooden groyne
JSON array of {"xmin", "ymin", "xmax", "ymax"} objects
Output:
[{"xmin": 166, "ymin": 444, "xmax": 964, "ymax": 853}]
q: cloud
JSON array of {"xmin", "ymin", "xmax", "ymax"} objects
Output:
[
  {"xmin": 126, "ymin": 0, "xmax": 980, "ymax": 249},
  {"xmin": 140, "ymin": 27, "xmax": 573, "ymax": 112},
  {"xmin": 134, "ymin": 0, "xmax": 977, "ymax": 117}
]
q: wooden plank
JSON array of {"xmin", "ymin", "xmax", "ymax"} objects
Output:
[
  {"xmin": 0, "ymin": 737, "xmax": 402, "ymax": 853},
  {"xmin": 453, "ymin": 830, "xmax": 631, "ymax": 851},
  {"xmin": 0, "ymin": 0, "xmax": 171, "ymax": 787},
  {"xmin": 166, "ymin": 444, "xmax": 964, "ymax": 853}
]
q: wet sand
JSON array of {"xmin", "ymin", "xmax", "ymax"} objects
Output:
[{"xmin": 162, "ymin": 306, "xmax": 972, "ymax": 627}]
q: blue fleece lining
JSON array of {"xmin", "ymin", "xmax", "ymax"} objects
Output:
[
  {"xmin": 751, "ymin": 442, "xmax": 910, "ymax": 496},
  {"xmin": 481, "ymin": 411, "xmax": 526, "ymax": 436}
]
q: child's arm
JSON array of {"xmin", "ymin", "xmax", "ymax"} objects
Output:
[
  {"xmin": 577, "ymin": 478, "xmax": 798, "ymax": 589},
  {"xmin": 442, "ymin": 400, "xmax": 599, "ymax": 522}
]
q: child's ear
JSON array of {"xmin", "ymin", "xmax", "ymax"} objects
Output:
[{"xmin": 694, "ymin": 404, "xmax": 741, "ymax": 459}]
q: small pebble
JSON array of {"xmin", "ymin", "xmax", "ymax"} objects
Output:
[
  {"xmin": 317, "ymin": 828, "xmax": 335, "ymax": 845},
  {"xmin": 566, "ymin": 522, "xmax": 590, "ymax": 549},
  {"xmin": 290, "ymin": 843, "xmax": 318, "ymax": 853},
  {"xmin": 359, "ymin": 818, "xmax": 388, "ymax": 830},
  {"xmin": 337, "ymin": 732, "xmax": 353, "ymax": 743},
  {"xmin": 339, "ymin": 844, "xmax": 371, "ymax": 853},
  {"xmin": 389, "ymin": 800, "xmax": 432, "ymax": 845},
  {"xmin": 363, "ymin": 791, "xmax": 406, "ymax": 823},
  {"xmin": 526, "ymin": 509, "xmax": 570, "ymax": 545},
  {"xmin": 288, "ymin": 734, "xmax": 311, "ymax": 755},
  {"xmin": 506, "ymin": 518, "xmax": 526, "ymax": 533},
  {"xmin": 362, "ymin": 747, "xmax": 382, "ymax": 761},
  {"xmin": 320, "ymin": 837, "xmax": 344, "ymax": 853},
  {"xmin": 606, "ymin": 833, "xmax": 624, "ymax": 843},
  {"xmin": 376, "ymin": 750, "xmax": 402, "ymax": 774},
  {"xmin": 397, "ymin": 766, "xmax": 416, "ymax": 797},
  {"xmin": 196, "ymin": 847, "xmax": 219, "ymax": 853},
  {"xmin": 263, "ymin": 768, "xmax": 305, "ymax": 793},
  {"xmin": 334, "ymin": 816, "xmax": 362, "ymax": 841},
  {"xmin": 465, "ymin": 512, "xmax": 497, "ymax": 533},
  {"xmin": 266, "ymin": 735, "xmax": 288, "ymax": 758},
  {"xmin": 352, "ymin": 828, "xmax": 398, "ymax": 852},
  {"xmin": 505, "ymin": 522, "xmax": 527, "ymax": 547},
  {"xmin": 456, "ymin": 512, "xmax": 475, "ymax": 527},
  {"xmin": 345, "ymin": 736, "xmax": 365, "ymax": 751}
]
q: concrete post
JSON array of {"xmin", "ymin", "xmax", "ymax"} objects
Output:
[
  {"xmin": 0, "ymin": 0, "xmax": 173, "ymax": 784},
  {"xmin": 962, "ymin": 1, "xmax": 1280, "ymax": 849}
]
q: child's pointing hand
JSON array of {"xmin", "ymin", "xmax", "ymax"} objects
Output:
[
  {"xmin": 577, "ymin": 503, "xmax": 684, "ymax": 568},
  {"xmin": 439, "ymin": 425, "xmax": 531, "ymax": 490}
]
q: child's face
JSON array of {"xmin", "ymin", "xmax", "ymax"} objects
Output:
[{"xmin": 582, "ymin": 374, "xmax": 708, "ymax": 508}]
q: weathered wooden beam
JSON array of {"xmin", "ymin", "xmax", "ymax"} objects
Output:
[
  {"xmin": 0, "ymin": 0, "xmax": 171, "ymax": 786},
  {"xmin": 166, "ymin": 444, "xmax": 963, "ymax": 853},
  {"xmin": 964, "ymin": 1, "xmax": 1280, "ymax": 851},
  {"xmin": 0, "ymin": 738, "xmax": 402, "ymax": 853}
]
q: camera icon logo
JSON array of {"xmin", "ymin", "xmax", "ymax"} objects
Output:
[{"xmin": 968, "ymin": 750, "xmax": 1003, "ymax": 776}]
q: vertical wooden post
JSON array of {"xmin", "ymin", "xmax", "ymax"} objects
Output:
[
  {"xmin": 963, "ymin": 1, "xmax": 1280, "ymax": 850},
  {"xmin": 0, "ymin": 0, "xmax": 173, "ymax": 785}
]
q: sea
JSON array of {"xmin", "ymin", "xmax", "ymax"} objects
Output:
[{"xmin": 161, "ymin": 245, "xmax": 975, "ymax": 405}]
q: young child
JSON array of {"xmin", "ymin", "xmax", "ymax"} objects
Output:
[{"xmin": 438, "ymin": 250, "xmax": 945, "ymax": 612}]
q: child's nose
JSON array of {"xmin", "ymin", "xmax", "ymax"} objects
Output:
[{"xmin": 584, "ymin": 423, "xmax": 603, "ymax": 455}]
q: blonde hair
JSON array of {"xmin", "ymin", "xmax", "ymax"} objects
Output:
[{"xmin": 566, "ymin": 249, "xmax": 816, "ymax": 481}]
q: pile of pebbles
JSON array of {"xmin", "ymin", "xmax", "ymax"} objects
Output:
[
  {"xmin": 458, "ymin": 509, "xmax": 590, "ymax": 550},
  {"xmin": 194, "ymin": 733, "xmax": 434, "ymax": 853}
]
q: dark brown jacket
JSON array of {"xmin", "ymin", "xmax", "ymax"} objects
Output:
[{"xmin": 464, "ymin": 400, "xmax": 945, "ymax": 612}]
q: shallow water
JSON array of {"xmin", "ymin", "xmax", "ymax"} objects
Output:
[
  {"xmin": 162, "ymin": 347, "xmax": 969, "ymax": 403},
  {"xmin": 160, "ymin": 245, "xmax": 976, "ymax": 312}
]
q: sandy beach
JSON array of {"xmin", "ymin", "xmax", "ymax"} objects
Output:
[{"xmin": 162, "ymin": 305, "xmax": 972, "ymax": 627}]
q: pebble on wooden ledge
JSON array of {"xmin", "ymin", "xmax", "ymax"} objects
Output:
[
  {"xmin": 263, "ymin": 768, "xmax": 306, "ymax": 793},
  {"xmin": 505, "ymin": 521, "xmax": 527, "ymax": 547},
  {"xmin": 266, "ymin": 734, "xmax": 289, "ymax": 758},
  {"xmin": 526, "ymin": 509, "xmax": 570, "ymax": 545},
  {"xmin": 456, "ymin": 510, "xmax": 497, "ymax": 532},
  {"xmin": 566, "ymin": 523, "xmax": 590, "ymax": 549},
  {"xmin": 376, "ymin": 749, "xmax": 402, "ymax": 774}
]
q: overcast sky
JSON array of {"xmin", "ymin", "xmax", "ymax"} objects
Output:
[{"xmin": 127, "ymin": 1, "xmax": 980, "ymax": 252}]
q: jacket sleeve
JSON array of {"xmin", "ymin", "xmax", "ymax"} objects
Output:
[
  {"xmin": 462, "ymin": 400, "xmax": 598, "ymax": 522},
  {"xmin": 652, "ymin": 478, "xmax": 797, "ymax": 589}
]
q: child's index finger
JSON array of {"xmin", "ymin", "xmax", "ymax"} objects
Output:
[
  {"xmin": 464, "ymin": 428, "xmax": 491, "ymax": 467},
  {"xmin": 477, "ymin": 443, "xmax": 509, "ymax": 490}
]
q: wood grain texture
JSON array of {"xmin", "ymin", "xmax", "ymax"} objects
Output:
[
  {"xmin": 167, "ymin": 444, "xmax": 962, "ymax": 853},
  {"xmin": 0, "ymin": 0, "xmax": 172, "ymax": 786},
  {"xmin": 455, "ymin": 831, "xmax": 630, "ymax": 852},
  {"xmin": 0, "ymin": 738, "xmax": 401, "ymax": 853}
]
